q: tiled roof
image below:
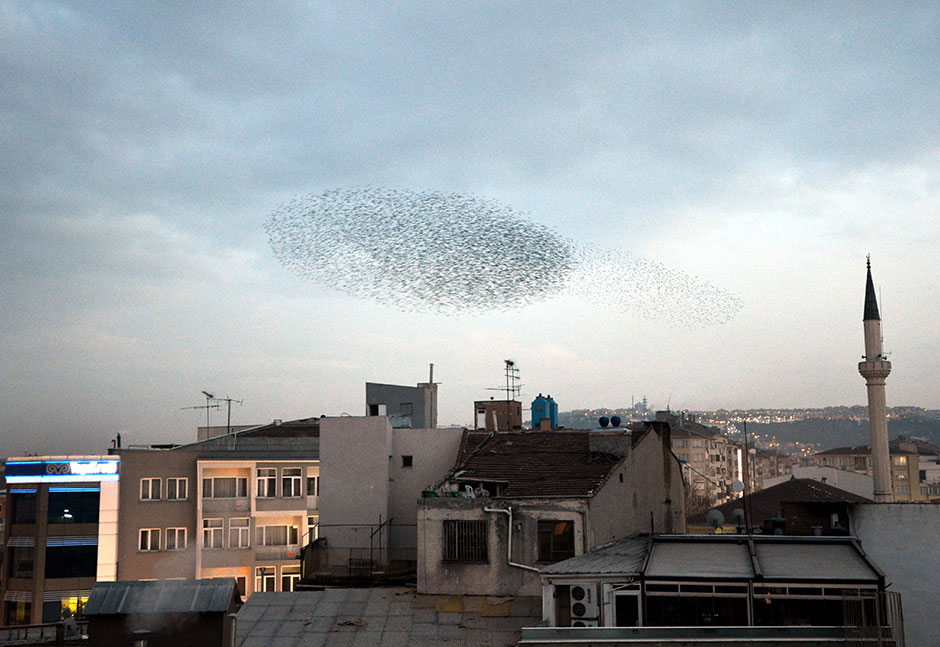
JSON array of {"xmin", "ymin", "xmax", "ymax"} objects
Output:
[
  {"xmin": 690, "ymin": 478, "xmax": 872, "ymax": 526},
  {"xmin": 448, "ymin": 430, "xmax": 623, "ymax": 498}
]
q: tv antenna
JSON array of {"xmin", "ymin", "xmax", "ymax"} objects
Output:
[
  {"xmin": 213, "ymin": 396, "xmax": 244, "ymax": 435},
  {"xmin": 182, "ymin": 391, "xmax": 220, "ymax": 429},
  {"xmin": 486, "ymin": 359, "xmax": 521, "ymax": 401}
]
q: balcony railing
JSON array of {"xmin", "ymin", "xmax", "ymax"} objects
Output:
[{"xmin": 0, "ymin": 620, "xmax": 87, "ymax": 644}]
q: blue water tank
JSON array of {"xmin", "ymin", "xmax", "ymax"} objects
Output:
[{"xmin": 531, "ymin": 393, "xmax": 559, "ymax": 429}]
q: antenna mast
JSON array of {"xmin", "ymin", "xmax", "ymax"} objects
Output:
[
  {"xmin": 181, "ymin": 391, "xmax": 220, "ymax": 429},
  {"xmin": 214, "ymin": 396, "xmax": 244, "ymax": 435},
  {"xmin": 486, "ymin": 359, "xmax": 521, "ymax": 401}
]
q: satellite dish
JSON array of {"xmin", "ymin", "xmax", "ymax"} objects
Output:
[
  {"xmin": 732, "ymin": 508, "xmax": 746, "ymax": 525},
  {"xmin": 706, "ymin": 509, "xmax": 725, "ymax": 529},
  {"xmin": 732, "ymin": 479, "xmax": 745, "ymax": 493}
]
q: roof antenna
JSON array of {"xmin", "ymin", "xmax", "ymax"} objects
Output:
[{"xmin": 182, "ymin": 391, "xmax": 220, "ymax": 430}]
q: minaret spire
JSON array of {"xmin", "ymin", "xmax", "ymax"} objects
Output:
[{"xmin": 858, "ymin": 257, "xmax": 893, "ymax": 502}]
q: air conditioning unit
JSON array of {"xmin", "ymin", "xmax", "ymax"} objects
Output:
[
  {"xmin": 571, "ymin": 618, "xmax": 599, "ymax": 627},
  {"xmin": 569, "ymin": 583, "xmax": 599, "ymax": 623}
]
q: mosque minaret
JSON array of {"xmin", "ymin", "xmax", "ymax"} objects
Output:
[{"xmin": 858, "ymin": 256, "xmax": 893, "ymax": 503}]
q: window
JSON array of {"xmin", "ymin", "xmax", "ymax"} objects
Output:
[
  {"xmin": 368, "ymin": 403, "xmax": 387, "ymax": 416},
  {"xmin": 229, "ymin": 518, "xmax": 250, "ymax": 548},
  {"xmin": 307, "ymin": 516, "xmax": 319, "ymax": 541},
  {"xmin": 257, "ymin": 468, "xmax": 277, "ymax": 498},
  {"xmin": 45, "ymin": 545, "xmax": 97, "ymax": 578},
  {"xmin": 165, "ymin": 528, "xmax": 187, "ymax": 551},
  {"xmin": 140, "ymin": 478, "xmax": 161, "ymax": 501},
  {"xmin": 9, "ymin": 490, "xmax": 37, "ymax": 524},
  {"xmin": 47, "ymin": 489, "xmax": 99, "ymax": 524},
  {"xmin": 139, "ymin": 528, "xmax": 160, "ymax": 552},
  {"xmin": 894, "ymin": 456, "xmax": 908, "ymax": 466},
  {"xmin": 166, "ymin": 478, "xmax": 188, "ymax": 500},
  {"xmin": 538, "ymin": 520, "xmax": 575, "ymax": 562},
  {"xmin": 8, "ymin": 547, "xmax": 34, "ymax": 578},
  {"xmin": 235, "ymin": 577, "xmax": 247, "ymax": 597},
  {"xmin": 203, "ymin": 519, "xmax": 223, "ymax": 549},
  {"xmin": 282, "ymin": 468, "xmax": 302, "ymax": 497},
  {"xmin": 896, "ymin": 485, "xmax": 909, "ymax": 495},
  {"xmin": 203, "ymin": 477, "xmax": 247, "ymax": 498},
  {"xmin": 256, "ymin": 524, "xmax": 299, "ymax": 546},
  {"xmin": 443, "ymin": 520, "xmax": 487, "ymax": 562},
  {"xmin": 399, "ymin": 402, "xmax": 413, "ymax": 416},
  {"xmin": 693, "ymin": 453, "xmax": 705, "ymax": 462},
  {"xmin": 281, "ymin": 565, "xmax": 301, "ymax": 592},
  {"xmin": 402, "ymin": 455, "xmax": 413, "ymax": 468},
  {"xmin": 896, "ymin": 472, "xmax": 907, "ymax": 480},
  {"xmin": 4, "ymin": 601, "xmax": 31, "ymax": 626},
  {"xmin": 692, "ymin": 439, "xmax": 703, "ymax": 448},
  {"xmin": 676, "ymin": 439, "xmax": 688, "ymax": 448},
  {"xmin": 306, "ymin": 475, "xmax": 319, "ymax": 496},
  {"xmin": 255, "ymin": 566, "xmax": 276, "ymax": 592}
]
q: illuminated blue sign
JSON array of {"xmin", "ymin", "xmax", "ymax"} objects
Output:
[{"xmin": 5, "ymin": 459, "xmax": 120, "ymax": 483}]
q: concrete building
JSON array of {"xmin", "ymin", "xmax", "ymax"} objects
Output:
[
  {"xmin": 366, "ymin": 374, "xmax": 438, "ymax": 429},
  {"xmin": 0, "ymin": 456, "xmax": 120, "ymax": 626},
  {"xmin": 113, "ymin": 418, "xmax": 320, "ymax": 597},
  {"xmin": 417, "ymin": 422, "xmax": 685, "ymax": 597},
  {"xmin": 305, "ymin": 415, "xmax": 463, "ymax": 582},
  {"xmin": 858, "ymin": 257, "xmax": 893, "ymax": 502},
  {"xmin": 664, "ymin": 413, "xmax": 732, "ymax": 511},
  {"xmin": 813, "ymin": 442, "xmax": 925, "ymax": 501},
  {"xmin": 473, "ymin": 399, "xmax": 523, "ymax": 431}
]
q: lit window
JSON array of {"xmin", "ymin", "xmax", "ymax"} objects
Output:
[
  {"xmin": 257, "ymin": 468, "xmax": 277, "ymax": 498},
  {"xmin": 256, "ymin": 524, "xmax": 299, "ymax": 546},
  {"xmin": 894, "ymin": 456, "xmax": 908, "ymax": 466},
  {"xmin": 166, "ymin": 478, "xmax": 188, "ymax": 500},
  {"xmin": 203, "ymin": 477, "xmax": 247, "ymax": 498},
  {"xmin": 537, "ymin": 520, "xmax": 575, "ymax": 562},
  {"xmin": 139, "ymin": 528, "xmax": 160, "ymax": 552},
  {"xmin": 229, "ymin": 518, "xmax": 250, "ymax": 548},
  {"xmin": 281, "ymin": 565, "xmax": 301, "ymax": 592},
  {"xmin": 140, "ymin": 478, "xmax": 161, "ymax": 501},
  {"xmin": 255, "ymin": 566, "xmax": 276, "ymax": 592},
  {"xmin": 282, "ymin": 468, "xmax": 302, "ymax": 498},
  {"xmin": 203, "ymin": 518, "xmax": 223, "ymax": 549},
  {"xmin": 165, "ymin": 528, "xmax": 187, "ymax": 551}
]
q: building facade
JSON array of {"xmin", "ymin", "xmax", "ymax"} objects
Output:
[{"xmin": 0, "ymin": 456, "xmax": 119, "ymax": 626}]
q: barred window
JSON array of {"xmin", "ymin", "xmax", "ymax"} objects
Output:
[{"xmin": 443, "ymin": 520, "xmax": 487, "ymax": 562}]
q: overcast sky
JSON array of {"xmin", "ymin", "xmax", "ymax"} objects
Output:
[{"xmin": 2, "ymin": 2, "xmax": 939, "ymax": 456}]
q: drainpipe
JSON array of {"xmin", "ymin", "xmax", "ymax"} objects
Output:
[{"xmin": 483, "ymin": 506, "xmax": 540, "ymax": 573}]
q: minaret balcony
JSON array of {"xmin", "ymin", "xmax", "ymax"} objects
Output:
[{"xmin": 858, "ymin": 360, "xmax": 892, "ymax": 380}]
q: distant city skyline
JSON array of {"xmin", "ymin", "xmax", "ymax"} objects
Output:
[{"xmin": 2, "ymin": 3, "xmax": 939, "ymax": 456}]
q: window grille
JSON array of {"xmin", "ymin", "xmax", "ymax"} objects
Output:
[{"xmin": 443, "ymin": 520, "xmax": 487, "ymax": 562}]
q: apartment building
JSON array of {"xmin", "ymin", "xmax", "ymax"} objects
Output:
[
  {"xmin": 666, "ymin": 415, "xmax": 731, "ymax": 509},
  {"xmin": 813, "ymin": 442, "xmax": 925, "ymax": 502},
  {"xmin": 114, "ymin": 418, "xmax": 320, "ymax": 597},
  {"xmin": 0, "ymin": 456, "xmax": 119, "ymax": 626}
]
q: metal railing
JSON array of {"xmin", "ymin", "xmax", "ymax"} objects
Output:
[
  {"xmin": 0, "ymin": 621, "xmax": 87, "ymax": 645},
  {"xmin": 300, "ymin": 521, "xmax": 417, "ymax": 584},
  {"xmin": 844, "ymin": 590, "xmax": 905, "ymax": 647}
]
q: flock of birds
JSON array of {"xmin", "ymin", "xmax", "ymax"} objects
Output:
[{"xmin": 265, "ymin": 188, "xmax": 742, "ymax": 325}]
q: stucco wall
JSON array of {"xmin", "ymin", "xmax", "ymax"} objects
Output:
[
  {"xmin": 848, "ymin": 503, "xmax": 940, "ymax": 647},
  {"xmin": 587, "ymin": 429, "xmax": 686, "ymax": 545},
  {"xmin": 365, "ymin": 383, "xmax": 434, "ymax": 428},
  {"xmin": 388, "ymin": 427, "xmax": 464, "ymax": 548},
  {"xmin": 418, "ymin": 498, "xmax": 587, "ymax": 597},
  {"xmin": 318, "ymin": 416, "xmax": 392, "ymax": 548},
  {"xmin": 115, "ymin": 449, "xmax": 199, "ymax": 581}
]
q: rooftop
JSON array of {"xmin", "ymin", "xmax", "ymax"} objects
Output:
[
  {"xmin": 84, "ymin": 578, "xmax": 240, "ymax": 615},
  {"xmin": 690, "ymin": 478, "xmax": 871, "ymax": 527},
  {"xmin": 446, "ymin": 430, "xmax": 624, "ymax": 497},
  {"xmin": 235, "ymin": 587, "xmax": 540, "ymax": 647}
]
